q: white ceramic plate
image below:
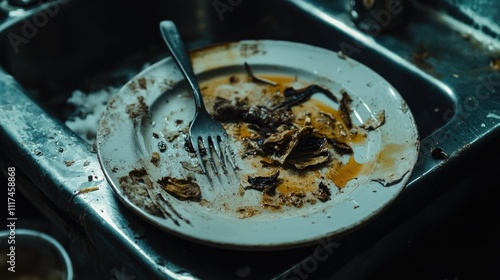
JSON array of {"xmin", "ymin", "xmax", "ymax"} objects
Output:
[{"xmin": 97, "ymin": 40, "xmax": 419, "ymax": 250}]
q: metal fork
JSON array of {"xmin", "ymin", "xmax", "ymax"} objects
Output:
[{"xmin": 160, "ymin": 20, "xmax": 229, "ymax": 175}]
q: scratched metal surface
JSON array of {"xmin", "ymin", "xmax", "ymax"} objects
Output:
[{"xmin": 1, "ymin": 0, "xmax": 499, "ymax": 279}]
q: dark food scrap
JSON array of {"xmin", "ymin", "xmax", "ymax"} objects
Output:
[
  {"xmin": 339, "ymin": 91, "xmax": 353, "ymax": 129},
  {"xmin": 245, "ymin": 171, "xmax": 280, "ymax": 195},
  {"xmin": 286, "ymin": 132, "xmax": 330, "ymax": 169},
  {"xmin": 278, "ymin": 191, "xmax": 306, "ymax": 208},
  {"xmin": 313, "ymin": 182, "xmax": 331, "ymax": 202},
  {"xmin": 276, "ymin": 85, "xmax": 338, "ymax": 109},
  {"xmin": 229, "ymin": 75, "xmax": 240, "ymax": 84},
  {"xmin": 129, "ymin": 168, "xmax": 148, "ymax": 178},
  {"xmin": 183, "ymin": 137, "xmax": 196, "ymax": 154},
  {"xmin": 237, "ymin": 207, "xmax": 259, "ymax": 218},
  {"xmin": 360, "ymin": 110, "xmax": 385, "ymax": 131},
  {"xmin": 157, "ymin": 176, "xmax": 201, "ymax": 201},
  {"xmin": 430, "ymin": 147, "xmax": 449, "ymax": 160},
  {"xmin": 243, "ymin": 105, "xmax": 294, "ymax": 129},
  {"xmin": 213, "ymin": 97, "xmax": 249, "ymax": 121},
  {"xmin": 329, "ymin": 138, "xmax": 353, "ymax": 155},
  {"xmin": 213, "ymin": 96, "xmax": 294, "ymax": 130},
  {"xmin": 263, "ymin": 126, "xmax": 313, "ymax": 165},
  {"xmin": 244, "ymin": 62, "xmax": 278, "ymax": 86}
]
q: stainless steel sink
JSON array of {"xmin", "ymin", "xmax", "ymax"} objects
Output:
[{"xmin": 1, "ymin": 0, "xmax": 499, "ymax": 279}]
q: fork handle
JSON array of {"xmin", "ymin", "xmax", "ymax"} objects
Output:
[{"xmin": 160, "ymin": 21, "xmax": 206, "ymax": 111}]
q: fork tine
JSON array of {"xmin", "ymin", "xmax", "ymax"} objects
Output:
[
  {"xmin": 224, "ymin": 143, "xmax": 237, "ymax": 171},
  {"xmin": 204, "ymin": 138, "xmax": 219, "ymax": 175},
  {"xmin": 193, "ymin": 136, "xmax": 207, "ymax": 174},
  {"xmin": 211, "ymin": 136, "xmax": 228, "ymax": 174}
]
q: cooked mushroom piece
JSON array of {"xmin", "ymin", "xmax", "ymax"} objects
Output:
[
  {"xmin": 242, "ymin": 105, "xmax": 294, "ymax": 130},
  {"xmin": 245, "ymin": 171, "xmax": 280, "ymax": 195},
  {"xmin": 157, "ymin": 176, "xmax": 201, "ymax": 201},
  {"xmin": 287, "ymin": 134, "xmax": 330, "ymax": 169},
  {"xmin": 329, "ymin": 138, "xmax": 353, "ymax": 155},
  {"xmin": 339, "ymin": 91, "xmax": 354, "ymax": 129},
  {"xmin": 263, "ymin": 126, "xmax": 314, "ymax": 165}
]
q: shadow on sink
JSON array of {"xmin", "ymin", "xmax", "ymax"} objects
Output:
[{"xmin": 0, "ymin": 0, "xmax": 455, "ymax": 139}]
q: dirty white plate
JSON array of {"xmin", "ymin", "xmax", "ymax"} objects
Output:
[{"xmin": 97, "ymin": 40, "xmax": 419, "ymax": 250}]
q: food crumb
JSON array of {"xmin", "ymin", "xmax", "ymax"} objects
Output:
[
  {"xmin": 151, "ymin": 152, "xmax": 161, "ymax": 167},
  {"xmin": 138, "ymin": 77, "xmax": 147, "ymax": 90},
  {"xmin": 64, "ymin": 160, "xmax": 75, "ymax": 167},
  {"xmin": 75, "ymin": 186, "xmax": 99, "ymax": 195},
  {"xmin": 237, "ymin": 207, "xmax": 259, "ymax": 218},
  {"xmin": 430, "ymin": 147, "xmax": 449, "ymax": 160}
]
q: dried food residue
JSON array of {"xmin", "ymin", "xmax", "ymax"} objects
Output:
[
  {"xmin": 118, "ymin": 168, "xmax": 190, "ymax": 224},
  {"xmin": 193, "ymin": 63, "xmax": 389, "ymax": 213},
  {"xmin": 119, "ymin": 62, "xmax": 403, "ymax": 219},
  {"xmin": 125, "ymin": 96, "xmax": 150, "ymax": 125},
  {"xmin": 157, "ymin": 176, "xmax": 201, "ymax": 201}
]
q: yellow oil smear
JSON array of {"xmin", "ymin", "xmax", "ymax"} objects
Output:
[
  {"xmin": 327, "ymin": 156, "xmax": 367, "ymax": 189},
  {"xmin": 374, "ymin": 143, "xmax": 405, "ymax": 171}
]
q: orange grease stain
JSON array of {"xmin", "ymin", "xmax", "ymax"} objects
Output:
[
  {"xmin": 326, "ymin": 156, "xmax": 367, "ymax": 189},
  {"xmin": 276, "ymin": 172, "xmax": 318, "ymax": 196},
  {"xmin": 375, "ymin": 143, "xmax": 405, "ymax": 170}
]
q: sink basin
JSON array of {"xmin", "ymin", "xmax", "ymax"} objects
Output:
[
  {"xmin": 0, "ymin": 0, "xmax": 455, "ymax": 138},
  {"xmin": 1, "ymin": 0, "xmax": 499, "ymax": 279}
]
